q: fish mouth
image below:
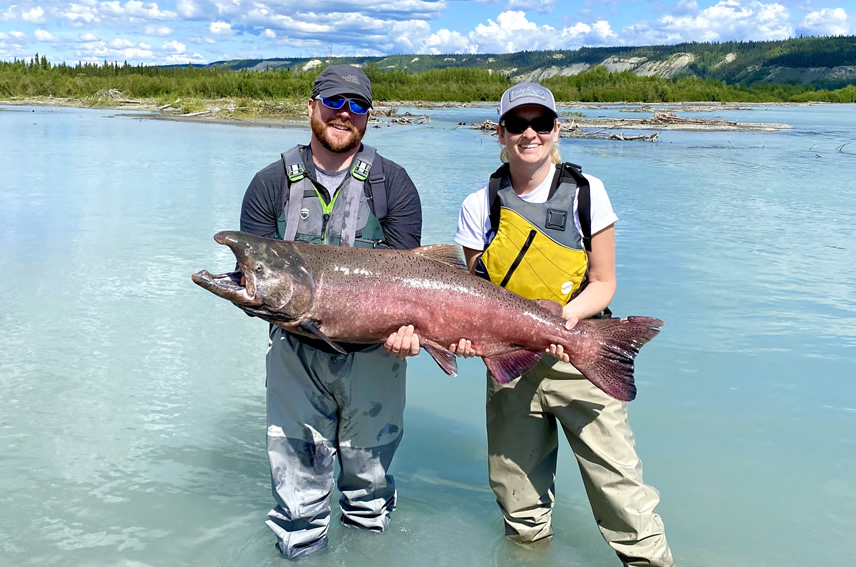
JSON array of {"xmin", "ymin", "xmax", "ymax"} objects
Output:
[
  {"xmin": 191, "ymin": 232, "xmax": 261, "ymax": 306},
  {"xmin": 191, "ymin": 268, "xmax": 259, "ymax": 305}
]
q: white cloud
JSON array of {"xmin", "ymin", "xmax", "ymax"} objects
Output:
[
  {"xmin": 162, "ymin": 39, "xmax": 186, "ymax": 53},
  {"xmin": 209, "ymin": 20, "xmax": 234, "ymax": 34},
  {"xmin": 163, "ymin": 51, "xmax": 206, "ymax": 64},
  {"xmin": 507, "ymin": 0, "xmax": 558, "ymax": 14},
  {"xmin": 213, "ymin": 0, "xmax": 242, "ymax": 17},
  {"xmin": 22, "ymin": 7, "xmax": 47, "ymax": 24},
  {"xmin": 99, "ymin": 1, "xmax": 176, "ymax": 20},
  {"xmin": 797, "ymin": 8, "xmax": 850, "ymax": 37},
  {"xmin": 34, "ymin": 29, "xmax": 57, "ymax": 41},
  {"xmin": 469, "ymin": 11, "xmax": 561, "ymax": 53},
  {"xmin": 247, "ymin": 0, "xmax": 447, "ymax": 20},
  {"xmin": 176, "ymin": 0, "xmax": 203, "ymax": 18},
  {"xmin": 560, "ymin": 19, "xmax": 617, "ymax": 45},
  {"xmin": 109, "ymin": 37, "xmax": 135, "ymax": 48},
  {"xmin": 144, "ymin": 24, "xmax": 173, "ymax": 36},
  {"xmin": 0, "ymin": 7, "xmax": 17, "ymax": 22},
  {"xmin": 71, "ymin": 37, "xmax": 201, "ymax": 65},
  {"xmin": 1, "ymin": 31, "xmax": 27, "ymax": 40},
  {"xmin": 421, "ymin": 28, "xmax": 472, "ymax": 54},
  {"xmin": 2, "ymin": 0, "xmax": 851, "ymax": 66},
  {"xmin": 61, "ymin": 3, "xmax": 101, "ymax": 24},
  {"xmin": 624, "ymin": 0, "xmax": 794, "ymax": 45}
]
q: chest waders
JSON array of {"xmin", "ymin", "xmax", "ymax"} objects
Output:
[
  {"xmin": 476, "ymin": 162, "xmax": 597, "ymax": 305},
  {"xmin": 277, "ymin": 144, "xmax": 387, "ymax": 248}
]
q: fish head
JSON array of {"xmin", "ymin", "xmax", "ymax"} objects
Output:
[{"xmin": 192, "ymin": 231, "xmax": 315, "ymax": 321}]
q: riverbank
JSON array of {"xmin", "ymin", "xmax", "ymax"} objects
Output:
[{"xmin": 1, "ymin": 94, "xmax": 800, "ymax": 133}]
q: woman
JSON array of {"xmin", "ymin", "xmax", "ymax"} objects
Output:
[{"xmin": 453, "ymin": 83, "xmax": 676, "ymax": 567}]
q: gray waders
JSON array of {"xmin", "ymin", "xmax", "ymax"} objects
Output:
[{"xmin": 265, "ymin": 145, "xmax": 402, "ymax": 558}]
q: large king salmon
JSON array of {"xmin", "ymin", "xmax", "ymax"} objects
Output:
[{"xmin": 192, "ymin": 231, "xmax": 664, "ymax": 401}]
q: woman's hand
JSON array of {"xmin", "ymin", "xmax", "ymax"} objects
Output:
[
  {"xmin": 384, "ymin": 325, "xmax": 420, "ymax": 358},
  {"xmin": 547, "ymin": 315, "xmax": 579, "ymax": 363},
  {"xmin": 449, "ymin": 339, "xmax": 476, "ymax": 358}
]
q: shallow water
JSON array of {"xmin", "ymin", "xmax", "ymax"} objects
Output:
[{"xmin": 1, "ymin": 103, "xmax": 854, "ymax": 566}]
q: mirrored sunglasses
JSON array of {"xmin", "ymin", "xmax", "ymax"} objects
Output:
[
  {"xmin": 502, "ymin": 115, "xmax": 556, "ymax": 134},
  {"xmin": 319, "ymin": 96, "xmax": 370, "ymax": 115}
]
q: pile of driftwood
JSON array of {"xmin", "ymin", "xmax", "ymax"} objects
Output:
[
  {"xmin": 643, "ymin": 111, "xmax": 737, "ymax": 126},
  {"xmin": 468, "ymin": 119, "xmax": 659, "ymax": 142},
  {"xmin": 94, "ymin": 88, "xmax": 143, "ymax": 105},
  {"xmin": 620, "ymin": 103, "xmax": 754, "ymax": 113},
  {"xmin": 370, "ymin": 109, "xmax": 431, "ymax": 127},
  {"xmin": 391, "ymin": 112, "xmax": 429, "ymax": 125},
  {"xmin": 371, "ymin": 107, "xmax": 399, "ymax": 117}
]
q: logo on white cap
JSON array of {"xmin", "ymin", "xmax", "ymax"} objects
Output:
[{"xmin": 510, "ymin": 84, "xmax": 547, "ymax": 102}]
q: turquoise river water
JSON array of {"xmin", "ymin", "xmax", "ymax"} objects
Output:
[{"xmin": 1, "ymin": 102, "xmax": 855, "ymax": 566}]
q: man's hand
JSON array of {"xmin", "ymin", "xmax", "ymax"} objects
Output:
[
  {"xmin": 384, "ymin": 325, "xmax": 420, "ymax": 358},
  {"xmin": 448, "ymin": 339, "xmax": 476, "ymax": 358}
]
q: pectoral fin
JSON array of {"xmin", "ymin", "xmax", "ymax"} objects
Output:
[
  {"xmin": 422, "ymin": 339, "xmax": 459, "ymax": 376},
  {"xmin": 483, "ymin": 350, "xmax": 543, "ymax": 384},
  {"xmin": 536, "ymin": 299, "xmax": 564, "ymax": 317},
  {"xmin": 299, "ymin": 320, "xmax": 346, "ymax": 354}
]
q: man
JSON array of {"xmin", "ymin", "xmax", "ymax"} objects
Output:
[{"xmin": 239, "ymin": 65, "xmax": 422, "ymax": 559}]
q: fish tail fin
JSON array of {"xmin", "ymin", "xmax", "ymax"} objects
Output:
[{"xmin": 571, "ymin": 316, "xmax": 664, "ymax": 402}]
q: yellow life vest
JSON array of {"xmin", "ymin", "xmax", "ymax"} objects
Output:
[{"xmin": 476, "ymin": 163, "xmax": 592, "ymax": 304}]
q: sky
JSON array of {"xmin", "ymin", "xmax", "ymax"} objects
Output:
[{"xmin": 0, "ymin": 0, "xmax": 853, "ymax": 66}]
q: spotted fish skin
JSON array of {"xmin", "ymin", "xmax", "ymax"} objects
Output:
[{"xmin": 192, "ymin": 231, "xmax": 664, "ymax": 401}]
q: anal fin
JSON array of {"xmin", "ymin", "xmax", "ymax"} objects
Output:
[
  {"xmin": 483, "ymin": 350, "xmax": 543, "ymax": 384},
  {"xmin": 422, "ymin": 339, "xmax": 459, "ymax": 376}
]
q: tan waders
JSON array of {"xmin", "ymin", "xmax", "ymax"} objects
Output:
[{"xmin": 487, "ymin": 358, "xmax": 675, "ymax": 567}]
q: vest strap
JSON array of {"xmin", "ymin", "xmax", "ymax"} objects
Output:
[
  {"xmin": 558, "ymin": 163, "xmax": 592, "ymax": 252},
  {"xmin": 340, "ymin": 145, "xmax": 376, "ymax": 247},
  {"xmin": 281, "ymin": 147, "xmax": 310, "ymax": 242}
]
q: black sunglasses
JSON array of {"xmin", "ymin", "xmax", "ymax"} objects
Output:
[{"xmin": 502, "ymin": 115, "xmax": 556, "ymax": 134}]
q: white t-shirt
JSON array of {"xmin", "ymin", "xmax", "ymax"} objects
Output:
[{"xmin": 455, "ymin": 168, "xmax": 618, "ymax": 251}]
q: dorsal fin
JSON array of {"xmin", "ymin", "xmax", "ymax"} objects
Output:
[{"xmin": 410, "ymin": 244, "xmax": 467, "ymax": 270}]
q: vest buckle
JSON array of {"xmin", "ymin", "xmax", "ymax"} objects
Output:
[
  {"xmin": 286, "ymin": 163, "xmax": 305, "ymax": 182},
  {"xmin": 351, "ymin": 159, "xmax": 371, "ymax": 181}
]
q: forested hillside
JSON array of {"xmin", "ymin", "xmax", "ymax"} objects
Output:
[{"xmin": 212, "ymin": 36, "xmax": 856, "ymax": 90}]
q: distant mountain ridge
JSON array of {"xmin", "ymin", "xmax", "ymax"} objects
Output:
[{"xmin": 209, "ymin": 36, "xmax": 856, "ymax": 89}]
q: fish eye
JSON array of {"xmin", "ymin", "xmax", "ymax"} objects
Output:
[{"xmin": 255, "ymin": 263, "xmax": 264, "ymax": 272}]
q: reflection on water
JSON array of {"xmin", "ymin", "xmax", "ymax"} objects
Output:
[{"xmin": 1, "ymin": 104, "xmax": 854, "ymax": 566}]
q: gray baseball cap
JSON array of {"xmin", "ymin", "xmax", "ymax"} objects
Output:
[
  {"xmin": 312, "ymin": 64, "xmax": 373, "ymax": 107},
  {"xmin": 498, "ymin": 82, "xmax": 557, "ymax": 122}
]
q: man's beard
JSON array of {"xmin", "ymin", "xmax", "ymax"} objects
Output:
[{"xmin": 310, "ymin": 111, "xmax": 366, "ymax": 153}]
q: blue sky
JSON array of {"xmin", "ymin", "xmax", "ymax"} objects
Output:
[{"xmin": 0, "ymin": 0, "xmax": 853, "ymax": 65}]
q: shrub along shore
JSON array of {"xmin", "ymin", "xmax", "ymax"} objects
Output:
[{"xmin": 3, "ymin": 58, "xmax": 856, "ymax": 119}]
